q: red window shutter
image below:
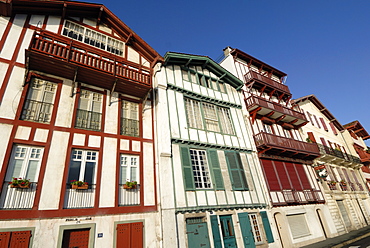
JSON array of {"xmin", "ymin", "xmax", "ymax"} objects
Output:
[
  {"xmin": 307, "ymin": 132, "xmax": 316, "ymax": 143},
  {"xmin": 9, "ymin": 231, "xmax": 31, "ymax": 248},
  {"xmin": 306, "ymin": 111, "xmax": 314, "ymax": 125},
  {"xmin": 320, "ymin": 137, "xmax": 327, "ymax": 146},
  {"xmin": 131, "ymin": 222, "xmax": 143, "ymax": 248},
  {"xmin": 274, "ymin": 161, "xmax": 291, "ymax": 189},
  {"xmin": 62, "ymin": 229, "xmax": 89, "ymax": 248},
  {"xmin": 320, "ymin": 118, "xmax": 328, "ymax": 131},
  {"xmin": 261, "ymin": 159, "xmax": 280, "ymax": 190},
  {"xmin": 294, "ymin": 164, "xmax": 311, "ymax": 189},
  {"xmin": 0, "ymin": 232, "xmax": 11, "ymax": 248},
  {"xmin": 313, "ymin": 115, "xmax": 321, "ymax": 128},
  {"xmin": 116, "ymin": 222, "xmax": 143, "ymax": 248},
  {"xmin": 329, "ymin": 122, "xmax": 338, "ymax": 135},
  {"xmin": 285, "ymin": 162, "xmax": 302, "ymax": 190}
]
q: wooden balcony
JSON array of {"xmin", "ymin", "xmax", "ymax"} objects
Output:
[
  {"xmin": 26, "ymin": 30, "xmax": 152, "ymax": 99},
  {"xmin": 245, "ymin": 71, "xmax": 291, "ymax": 99},
  {"xmin": 270, "ymin": 189, "xmax": 324, "ymax": 206},
  {"xmin": 245, "ymin": 95, "xmax": 308, "ymax": 128},
  {"xmin": 254, "ymin": 132, "xmax": 320, "ymax": 161},
  {"xmin": 317, "ymin": 144, "xmax": 361, "ymax": 165}
]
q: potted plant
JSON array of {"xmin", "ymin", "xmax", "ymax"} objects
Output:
[
  {"xmin": 123, "ymin": 181, "xmax": 137, "ymax": 189},
  {"xmin": 70, "ymin": 180, "xmax": 88, "ymax": 189},
  {"xmin": 329, "ymin": 180, "xmax": 337, "ymax": 186},
  {"xmin": 340, "ymin": 180, "xmax": 346, "ymax": 186},
  {"xmin": 8, "ymin": 177, "xmax": 31, "ymax": 189}
]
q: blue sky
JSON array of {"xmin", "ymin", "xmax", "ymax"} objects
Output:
[{"xmin": 95, "ymin": 0, "xmax": 370, "ymax": 146}]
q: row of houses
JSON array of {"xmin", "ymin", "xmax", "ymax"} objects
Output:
[{"xmin": 0, "ymin": 0, "xmax": 369, "ymax": 247}]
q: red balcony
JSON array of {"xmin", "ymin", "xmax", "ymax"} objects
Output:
[
  {"xmin": 245, "ymin": 71, "xmax": 291, "ymax": 100},
  {"xmin": 270, "ymin": 189, "xmax": 324, "ymax": 206},
  {"xmin": 26, "ymin": 30, "xmax": 152, "ymax": 98},
  {"xmin": 245, "ymin": 95, "xmax": 308, "ymax": 128},
  {"xmin": 254, "ymin": 132, "xmax": 320, "ymax": 161}
]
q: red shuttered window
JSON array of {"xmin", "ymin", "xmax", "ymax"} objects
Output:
[
  {"xmin": 116, "ymin": 222, "xmax": 143, "ymax": 248},
  {"xmin": 0, "ymin": 231, "xmax": 31, "ymax": 248}
]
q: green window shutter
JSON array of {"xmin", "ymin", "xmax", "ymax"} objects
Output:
[
  {"xmin": 208, "ymin": 150, "xmax": 224, "ymax": 190},
  {"xmin": 260, "ymin": 211, "xmax": 274, "ymax": 243},
  {"xmin": 238, "ymin": 212, "xmax": 256, "ymax": 248},
  {"xmin": 210, "ymin": 215, "xmax": 222, "ymax": 248},
  {"xmin": 225, "ymin": 151, "xmax": 248, "ymax": 190},
  {"xmin": 180, "ymin": 146, "xmax": 195, "ymax": 190}
]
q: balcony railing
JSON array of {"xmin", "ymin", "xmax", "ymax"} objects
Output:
[
  {"xmin": 245, "ymin": 71, "xmax": 290, "ymax": 94},
  {"xmin": 270, "ymin": 189, "xmax": 324, "ymax": 206},
  {"xmin": 317, "ymin": 144, "xmax": 361, "ymax": 164},
  {"xmin": 245, "ymin": 95, "xmax": 307, "ymax": 125},
  {"xmin": 121, "ymin": 118, "xmax": 139, "ymax": 137},
  {"xmin": 21, "ymin": 99, "xmax": 53, "ymax": 123},
  {"xmin": 0, "ymin": 182, "xmax": 37, "ymax": 209},
  {"xmin": 64, "ymin": 184, "xmax": 96, "ymax": 209},
  {"xmin": 118, "ymin": 184, "xmax": 140, "ymax": 206},
  {"xmin": 27, "ymin": 30, "xmax": 152, "ymax": 98},
  {"xmin": 254, "ymin": 132, "xmax": 320, "ymax": 159},
  {"xmin": 75, "ymin": 109, "xmax": 102, "ymax": 131}
]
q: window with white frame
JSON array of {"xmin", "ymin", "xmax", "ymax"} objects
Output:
[
  {"xmin": 5, "ymin": 145, "xmax": 44, "ymax": 183},
  {"xmin": 185, "ymin": 98, "xmax": 203, "ymax": 129},
  {"xmin": 249, "ymin": 214, "xmax": 263, "ymax": 244},
  {"xmin": 203, "ymin": 102, "xmax": 220, "ymax": 132},
  {"xmin": 185, "ymin": 98, "xmax": 235, "ymax": 134},
  {"xmin": 75, "ymin": 89, "xmax": 103, "ymax": 131},
  {"xmin": 121, "ymin": 100, "xmax": 139, "ymax": 137},
  {"xmin": 21, "ymin": 78, "xmax": 57, "ymax": 123},
  {"xmin": 63, "ymin": 20, "xmax": 124, "ymax": 56},
  {"xmin": 67, "ymin": 149, "xmax": 97, "ymax": 186},
  {"xmin": 120, "ymin": 154, "xmax": 139, "ymax": 185},
  {"xmin": 190, "ymin": 149, "xmax": 212, "ymax": 189}
]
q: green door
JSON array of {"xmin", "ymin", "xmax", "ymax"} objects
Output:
[
  {"xmin": 186, "ymin": 218, "xmax": 211, "ymax": 248},
  {"xmin": 219, "ymin": 215, "xmax": 237, "ymax": 248},
  {"xmin": 238, "ymin": 213, "xmax": 256, "ymax": 248}
]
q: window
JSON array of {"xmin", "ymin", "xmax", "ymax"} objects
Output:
[
  {"xmin": 249, "ymin": 214, "xmax": 263, "ymax": 244},
  {"xmin": 190, "ymin": 149, "xmax": 212, "ymax": 189},
  {"xmin": 75, "ymin": 89, "xmax": 103, "ymax": 131},
  {"xmin": 5, "ymin": 145, "xmax": 43, "ymax": 183},
  {"xmin": 0, "ymin": 231, "xmax": 32, "ymax": 247},
  {"xmin": 185, "ymin": 98, "xmax": 203, "ymax": 129},
  {"xmin": 181, "ymin": 69, "xmax": 226, "ymax": 93},
  {"xmin": 67, "ymin": 149, "xmax": 97, "ymax": 186},
  {"xmin": 225, "ymin": 151, "xmax": 248, "ymax": 190},
  {"xmin": 120, "ymin": 154, "xmax": 139, "ymax": 185},
  {"xmin": 21, "ymin": 78, "xmax": 57, "ymax": 123},
  {"xmin": 263, "ymin": 124, "xmax": 273, "ymax": 134},
  {"xmin": 185, "ymin": 98, "xmax": 235, "ymax": 134},
  {"xmin": 121, "ymin": 100, "xmax": 139, "ymax": 137},
  {"xmin": 63, "ymin": 20, "xmax": 124, "ymax": 56},
  {"xmin": 287, "ymin": 214, "xmax": 310, "ymax": 239}
]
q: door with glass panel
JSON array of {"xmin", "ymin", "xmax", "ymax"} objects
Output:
[{"xmin": 219, "ymin": 215, "xmax": 237, "ymax": 248}]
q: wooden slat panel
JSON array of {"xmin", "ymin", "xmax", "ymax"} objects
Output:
[
  {"xmin": 0, "ymin": 232, "xmax": 11, "ymax": 248},
  {"xmin": 9, "ymin": 231, "xmax": 31, "ymax": 248}
]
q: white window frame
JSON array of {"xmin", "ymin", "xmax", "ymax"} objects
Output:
[
  {"xmin": 185, "ymin": 98, "xmax": 203, "ymax": 129},
  {"xmin": 189, "ymin": 149, "xmax": 212, "ymax": 189},
  {"xmin": 217, "ymin": 107, "xmax": 235, "ymax": 135},
  {"xmin": 5, "ymin": 145, "xmax": 44, "ymax": 183},
  {"xmin": 63, "ymin": 20, "xmax": 124, "ymax": 56},
  {"xmin": 68, "ymin": 149, "xmax": 98, "ymax": 184},
  {"xmin": 21, "ymin": 78, "xmax": 57, "ymax": 123},
  {"xmin": 121, "ymin": 100, "xmax": 139, "ymax": 137},
  {"xmin": 202, "ymin": 102, "xmax": 220, "ymax": 132},
  {"xmin": 120, "ymin": 154, "xmax": 139, "ymax": 184},
  {"xmin": 75, "ymin": 89, "xmax": 103, "ymax": 131},
  {"xmin": 249, "ymin": 213, "xmax": 263, "ymax": 245}
]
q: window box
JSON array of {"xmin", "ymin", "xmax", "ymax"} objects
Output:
[
  {"xmin": 123, "ymin": 181, "xmax": 137, "ymax": 189},
  {"xmin": 10, "ymin": 183, "xmax": 31, "ymax": 189},
  {"xmin": 8, "ymin": 178, "xmax": 32, "ymax": 189},
  {"xmin": 71, "ymin": 184, "xmax": 88, "ymax": 190}
]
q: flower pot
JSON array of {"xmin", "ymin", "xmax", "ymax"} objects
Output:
[
  {"xmin": 123, "ymin": 184, "xmax": 137, "ymax": 189},
  {"xmin": 10, "ymin": 184, "xmax": 31, "ymax": 189},
  {"xmin": 71, "ymin": 184, "xmax": 88, "ymax": 189}
]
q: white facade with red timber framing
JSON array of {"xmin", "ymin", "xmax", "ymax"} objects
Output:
[
  {"xmin": 294, "ymin": 95, "xmax": 370, "ymax": 238},
  {"xmin": 220, "ymin": 47, "xmax": 333, "ymax": 248},
  {"xmin": 0, "ymin": 0, "xmax": 161, "ymax": 247}
]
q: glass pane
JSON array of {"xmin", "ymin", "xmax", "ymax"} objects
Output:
[
  {"xmin": 84, "ymin": 161, "xmax": 96, "ymax": 185},
  {"xmin": 120, "ymin": 166, "xmax": 127, "ymax": 184},
  {"xmin": 7, "ymin": 159, "xmax": 23, "ymax": 180},
  {"xmin": 67, "ymin": 161, "xmax": 81, "ymax": 183},
  {"xmin": 130, "ymin": 167, "xmax": 137, "ymax": 182},
  {"xmin": 26, "ymin": 160, "xmax": 38, "ymax": 182}
]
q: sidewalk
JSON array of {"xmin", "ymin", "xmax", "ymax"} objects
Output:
[{"xmin": 301, "ymin": 225, "xmax": 370, "ymax": 248}]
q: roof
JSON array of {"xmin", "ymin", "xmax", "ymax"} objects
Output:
[
  {"xmin": 0, "ymin": 0, "xmax": 162, "ymax": 65},
  {"xmin": 163, "ymin": 52, "xmax": 244, "ymax": 90},
  {"xmin": 293, "ymin": 94, "xmax": 345, "ymax": 132},
  {"xmin": 344, "ymin": 121, "xmax": 370, "ymax": 140},
  {"xmin": 227, "ymin": 47, "xmax": 287, "ymax": 78}
]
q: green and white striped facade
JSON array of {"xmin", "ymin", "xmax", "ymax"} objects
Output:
[{"xmin": 155, "ymin": 52, "xmax": 276, "ymax": 248}]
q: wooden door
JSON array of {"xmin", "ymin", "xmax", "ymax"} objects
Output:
[
  {"xmin": 186, "ymin": 218, "xmax": 211, "ymax": 248},
  {"xmin": 116, "ymin": 222, "xmax": 143, "ymax": 248},
  {"xmin": 62, "ymin": 228, "xmax": 90, "ymax": 248},
  {"xmin": 219, "ymin": 215, "xmax": 237, "ymax": 248},
  {"xmin": 0, "ymin": 231, "xmax": 31, "ymax": 248}
]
